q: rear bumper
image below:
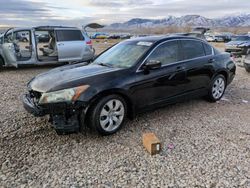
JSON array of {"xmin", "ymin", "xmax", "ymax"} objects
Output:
[{"xmin": 225, "ymin": 48, "xmax": 242, "ymax": 54}]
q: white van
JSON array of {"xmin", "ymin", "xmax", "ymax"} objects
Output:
[{"xmin": 0, "ymin": 26, "xmax": 95, "ymax": 68}]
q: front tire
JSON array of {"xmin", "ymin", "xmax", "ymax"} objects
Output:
[
  {"xmin": 206, "ymin": 74, "xmax": 226, "ymax": 102},
  {"xmin": 88, "ymin": 95, "xmax": 127, "ymax": 135}
]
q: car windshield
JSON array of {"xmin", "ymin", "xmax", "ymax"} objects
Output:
[
  {"xmin": 232, "ymin": 36, "xmax": 250, "ymax": 41},
  {"xmin": 93, "ymin": 41, "xmax": 152, "ymax": 68}
]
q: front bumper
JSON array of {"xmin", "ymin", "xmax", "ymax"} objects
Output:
[
  {"xmin": 225, "ymin": 47, "xmax": 243, "ymax": 54},
  {"xmin": 22, "ymin": 94, "xmax": 87, "ymax": 133},
  {"xmin": 22, "ymin": 94, "xmax": 45, "ymax": 117},
  {"xmin": 225, "ymin": 46, "xmax": 248, "ymax": 55}
]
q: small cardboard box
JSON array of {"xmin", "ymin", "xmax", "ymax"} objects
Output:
[{"xmin": 143, "ymin": 133, "xmax": 161, "ymax": 155}]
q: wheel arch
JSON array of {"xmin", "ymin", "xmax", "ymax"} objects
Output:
[
  {"xmin": 216, "ymin": 70, "xmax": 229, "ymax": 84},
  {"xmin": 86, "ymin": 89, "xmax": 135, "ymax": 120}
]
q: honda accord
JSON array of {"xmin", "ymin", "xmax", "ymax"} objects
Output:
[{"xmin": 23, "ymin": 36, "xmax": 236, "ymax": 135}]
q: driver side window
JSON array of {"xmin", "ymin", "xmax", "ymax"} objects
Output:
[
  {"xmin": 148, "ymin": 41, "xmax": 179, "ymax": 65},
  {"xmin": 4, "ymin": 32, "xmax": 14, "ymax": 43}
]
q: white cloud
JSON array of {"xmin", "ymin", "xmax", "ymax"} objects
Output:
[{"xmin": 0, "ymin": 0, "xmax": 249, "ymax": 26}]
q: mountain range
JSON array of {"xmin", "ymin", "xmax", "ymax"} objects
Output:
[{"xmin": 109, "ymin": 14, "xmax": 250, "ymax": 29}]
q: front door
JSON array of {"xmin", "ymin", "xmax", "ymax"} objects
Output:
[
  {"xmin": 13, "ymin": 30, "xmax": 32, "ymax": 62},
  {"xmin": 2, "ymin": 43, "xmax": 17, "ymax": 67},
  {"xmin": 2, "ymin": 30, "xmax": 17, "ymax": 67},
  {"xmin": 2, "ymin": 29, "xmax": 32, "ymax": 67},
  {"xmin": 55, "ymin": 29, "xmax": 87, "ymax": 62},
  {"xmin": 132, "ymin": 40, "xmax": 188, "ymax": 110}
]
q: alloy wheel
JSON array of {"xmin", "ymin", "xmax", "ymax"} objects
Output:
[
  {"xmin": 212, "ymin": 77, "xmax": 225, "ymax": 99},
  {"xmin": 99, "ymin": 99, "xmax": 125, "ymax": 132}
]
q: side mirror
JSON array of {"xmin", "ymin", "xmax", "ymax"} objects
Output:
[{"xmin": 143, "ymin": 60, "xmax": 162, "ymax": 70}]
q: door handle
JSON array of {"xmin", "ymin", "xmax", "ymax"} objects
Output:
[
  {"xmin": 176, "ymin": 66, "xmax": 185, "ymax": 71},
  {"xmin": 169, "ymin": 65, "xmax": 186, "ymax": 80},
  {"xmin": 208, "ymin": 58, "xmax": 215, "ymax": 63},
  {"xmin": 58, "ymin": 43, "xmax": 64, "ymax": 46}
]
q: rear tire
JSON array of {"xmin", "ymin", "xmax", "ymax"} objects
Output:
[
  {"xmin": 206, "ymin": 74, "xmax": 226, "ymax": 102},
  {"xmin": 87, "ymin": 95, "xmax": 127, "ymax": 135}
]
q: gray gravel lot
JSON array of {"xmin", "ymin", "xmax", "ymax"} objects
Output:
[{"xmin": 0, "ymin": 48, "xmax": 250, "ymax": 187}]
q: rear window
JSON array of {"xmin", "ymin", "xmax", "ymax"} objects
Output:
[
  {"xmin": 203, "ymin": 43, "xmax": 213, "ymax": 56},
  {"xmin": 56, "ymin": 30, "xmax": 84, "ymax": 41},
  {"xmin": 181, "ymin": 40, "xmax": 205, "ymax": 60}
]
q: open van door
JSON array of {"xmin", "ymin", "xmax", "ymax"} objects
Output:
[
  {"xmin": 2, "ymin": 43, "xmax": 17, "ymax": 67},
  {"xmin": 55, "ymin": 29, "xmax": 87, "ymax": 62},
  {"xmin": 1, "ymin": 29, "xmax": 18, "ymax": 67}
]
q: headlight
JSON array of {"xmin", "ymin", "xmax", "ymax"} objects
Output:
[{"xmin": 39, "ymin": 85, "xmax": 89, "ymax": 104}]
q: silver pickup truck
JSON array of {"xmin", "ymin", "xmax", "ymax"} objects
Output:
[{"xmin": 0, "ymin": 26, "xmax": 95, "ymax": 68}]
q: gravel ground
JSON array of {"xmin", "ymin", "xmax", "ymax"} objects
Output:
[{"xmin": 0, "ymin": 43, "xmax": 250, "ymax": 187}]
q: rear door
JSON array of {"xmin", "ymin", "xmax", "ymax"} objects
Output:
[
  {"xmin": 55, "ymin": 29, "xmax": 86, "ymax": 62},
  {"xmin": 180, "ymin": 40, "xmax": 215, "ymax": 92}
]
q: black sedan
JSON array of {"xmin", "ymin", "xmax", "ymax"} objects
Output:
[{"xmin": 23, "ymin": 36, "xmax": 236, "ymax": 135}]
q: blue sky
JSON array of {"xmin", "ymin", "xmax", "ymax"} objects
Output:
[{"xmin": 0, "ymin": 0, "xmax": 249, "ymax": 27}]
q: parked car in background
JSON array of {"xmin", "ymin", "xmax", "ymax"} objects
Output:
[
  {"xmin": 205, "ymin": 35, "xmax": 215, "ymax": 42},
  {"xmin": 225, "ymin": 35, "xmax": 250, "ymax": 55},
  {"xmin": 221, "ymin": 33, "xmax": 234, "ymax": 42},
  {"xmin": 37, "ymin": 33, "xmax": 50, "ymax": 43},
  {"xmin": 177, "ymin": 32, "xmax": 206, "ymax": 40},
  {"xmin": 108, "ymin": 34, "xmax": 121, "ymax": 39},
  {"xmin": 23, "ymin": 36, "xmax": 236, "ymax": 135},
  {"xmin": 16, "ymin": 33, "xmax": 29, "ymax": 42},
  {"xmin": 130, "ymin": 34, "xmax": 150, "ymax": 39},
  {"xmin": 120, "ymin": 34, "xmax": 131, "ymax": 39},
  {"xmin": 92, "ymin": 33, "xmax": 109, "ymax": 39},
  {"xmin": 0, "ymin": 26, "xmax": 95, "ymax": 68},
  {"xmin": 107, "ymin": 33, "xmax": 131, "ymax": 39},
  {"xmin": 206, "ymin": 35, "xmax": 225, "ymax": 42}
]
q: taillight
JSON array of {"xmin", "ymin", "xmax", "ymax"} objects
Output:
[{"xmin": 86, "ymin": 40, "xmax": 92, "ymax": 46}]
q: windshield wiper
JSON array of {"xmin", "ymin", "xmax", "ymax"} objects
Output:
[{"xmin": 96, "ymin": 62, "xmax": 114, "ymax": 68}]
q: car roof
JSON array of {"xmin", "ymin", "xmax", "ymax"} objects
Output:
[
  {"xmin": 34, "ymin": 26, "xmax": 79, "ymax": 30},
  {"xmin": 5, "ymin": 26, "xmax": 80, "ymax": 32},
  {"xmin": 128, "ymin": 35, "xmax": 205, "ymax": 43},
  {"xmin": 235, "ymin": 35, "xmax": 250, "ymax": 37}
]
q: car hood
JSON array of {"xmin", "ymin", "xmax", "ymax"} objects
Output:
[
  {"xmin": 28, "ymin": 63, "xmax": 121, "ymax": 93},
  {"xmin": 226, "ymin": 41, "xmax": 249, "ymax": 46}
]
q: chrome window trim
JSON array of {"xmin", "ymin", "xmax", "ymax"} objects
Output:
[{"xmin": 136, "ymin": 38, "xmax": 214, "ymax": 73}]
